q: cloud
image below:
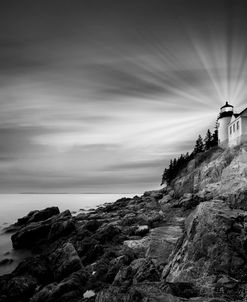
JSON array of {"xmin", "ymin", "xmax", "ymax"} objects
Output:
[
  {"xmin": 106, "ymin": 158, "xmax": 167, "ymax": 171},
  {"xmin": 0, "ymin": 0, "xmax": 246, "ymax": 192},
  {"xmin": 79, "ymin": 59, "xmax": 226, "ymax": 102}
]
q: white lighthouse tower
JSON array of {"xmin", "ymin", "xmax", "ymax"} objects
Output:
[{"xmin": 218, "ymin": 102, "xmax": 234, "ymax": 147}]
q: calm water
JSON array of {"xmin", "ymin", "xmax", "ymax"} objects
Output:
[{"xmin": 0, "ymin": 193, "xmax": 138, "ymax": 275}]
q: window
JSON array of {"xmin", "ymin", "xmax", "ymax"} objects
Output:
[
  {"xmin": 230, "ymin": 126, "xmax": 232, "ymax": 135},
  {"xmin": 237, "ymin": 121, "xmax": 239, "ymax": 130},
  {"xmin": 233, "ymin": 124, "xmax": 235, "ymax": 132}
]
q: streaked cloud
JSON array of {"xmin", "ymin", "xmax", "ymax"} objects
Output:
[{"xmin": 0, "ymin": 0, "xmax": 246, "ymax": 192}]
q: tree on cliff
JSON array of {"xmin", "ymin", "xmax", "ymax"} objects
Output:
[
  {"xmin": 161, "ymin": 128, "xmax": 219, "ymax": 186},
  {"xmin": 211, "ymin": 128, "xmax": 218, "ymax": 147},
  {"xmin": 204, "ymin": 128, "xmax": 218, "ymax": 150},
  {"xmin": 161, "ymin": 152, "xmax": 191, "ymax": 185},
  {"xmin": 193, "ymin": 135, "xmax": 204, "ymax": 154},
  {"xmin": 204, "ymin": 129, "xmax": 212, "ymax": 150}
]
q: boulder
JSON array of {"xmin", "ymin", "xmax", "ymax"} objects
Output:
[
  {"xmin": 130, "ymin": 283, "xmax": 184, "ymax": 302},
  {"xmin": 112, "ymin": 257, "xmax": 153, "ymax": 287},
  {"xmin": 11, "ymin": 221, "xmax": 51, "ymax": 249},
  {"xmin": 6, "ymin": 275, "xmax": 37, "ymax": 302},
  {"xmin": 83, "ymin": 219, "xmax": 102, "ymax": 232},
  {"xmin": 75, "ymin": 213, "xmax": 89, "ymax": 222},
  {"xmin": 74, "ymin": 237, "xmax": 104, "ymax": 265},
  {"xmin": 146, "ymin": 220, "xmax": 184, "ymax": 265},
  {"xmin": 86, "ymin": 250, "xmax": 122, "ymax": 288},
  {"xmin": 143, "ymin": 190, "xmax": 163, "ymax": 200},
  {"xmin": 75, "ymin": 226, "xmax": 91, "ymax": 241},
  {"xmin": 113, "ymin": 266, "xmax": 134, "ymax": 287},
  {"xmin": 13, "ymin": 256, "xmax": 52, "ymax": 284},
  {"xmin": 95, "ymin": 283, "xmax": 192, "ymax": 302},
  {"xmin": 17, "ymin": 207, "xmax": 60, "ymax": 225},
  {"xmin": 165, "ymin": 282, "xmax": 199, "ymax": 298},
  {"xmin": 142, "ymin": 196, "xmax": 159, "ymax": 210},
  {"xmin": 95, "ymin": 286, "xmax": 132, "ymax": 302},
  {"xmin": 17, "ymin": 210, "xmax": 39, "ymax": 226},
  {"xmin": 93, "ymin": 224, "xmax": 122, "ymax": 243},
  {"xmin": 121, "ymin": 213, "xmax": 137, "ymax": 226},
  {"xmin": 132, "ymin": 258, "xmax": 160, "ymax": 283},
  {"xmin": 147, "ymin": 211, "xmax": 164, "ymax": 228},
  {"xmin": 129, "ymin": 257, "xmax": 146, "ymax": 270},
  {"xmin": 159, "ymin": 195, "xmax": 173, "ymax": 205},
  {"xmin": 30, "ymin": 268, "xmax": 88, "ymax": 302},
  {"xmin": 103, "ymin": 198, "xmax": 131, "ymax": 213},
  {"xmin": 123, "ymin": 237, "xmax": 150, "ymax": 257},
  {"xmin": 27, "ymin": 207, "xmax": 60, "ymax": 223},
  {"xmin": 48, "ymin": 219, "xmax": 75, "ymax": 241},
  {"xmin": 134, "ymin": 213, "xmax": 149, "ymax": 225},
  {"xmin": 225, "ymin": 189, "xmax": 247, "ymax": 210},
  {"xmin": 48, "ymin": 242, "xmax": 82, "ymax": 281},
  {"xmin": 104, "ymin": 256, "xmax": 128, "ymax": 284},
  {"xmin": 178, "ymin": 193, "xmax": 202, "ymax": 210},
  {"xmin": 11, "ymin": 210, "xmax": 73, "ymax": 249},
  {"xmin": 163, "ymin": 200, "xmax": 247, "ymax": 299}
]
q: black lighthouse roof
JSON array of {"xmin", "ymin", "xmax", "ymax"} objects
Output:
[
  {"xmin": 220, "ymin": 101, "xmax": 233, "ymax": 109},
  {"xmin": 218, "ymin": 101, "xmax": 234, "ymax": 120}
]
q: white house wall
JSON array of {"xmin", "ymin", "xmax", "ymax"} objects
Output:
[
  {"xmin": 228, "ymin": 117, "xmax": 247, "ymax": 147},
  {"xmin": 240, "ymin": 117, "xmax": 247, "ymax": 144}
]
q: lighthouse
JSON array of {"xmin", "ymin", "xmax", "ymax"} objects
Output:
[{"xmin": 218, "ymin": 102, "xmax": 234, "ymax": 147}]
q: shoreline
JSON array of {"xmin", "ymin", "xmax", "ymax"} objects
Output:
[
  {"xmin": 0, "ymin": 193, "xmax": 138, "ymax": 276},
  {"xmin": 0, "ymin": 189, "xmax": 178, "ymax": 301}
]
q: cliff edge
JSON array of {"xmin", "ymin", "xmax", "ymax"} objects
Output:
[{"xmin": 172, "ymin": 144, "xmax": 247, "ymax": 209}]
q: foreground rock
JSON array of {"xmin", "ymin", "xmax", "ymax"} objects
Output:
[
  {"xmin": 163, "ymin": 200, "xmax": 247, "ymax": 300},
  {"xmin": 2, "ymin": 145, "xmax": 247, "ymax": 301},
  {"xmin": 11, "ymin": 209, "xmax": 74, "ymax": 249},
  {"xmin": 30, "ymin": 268, "xmax": 88, "ymax": 302},
  {"xmin": 17, "ymin": 207, "xmax": 60, "ymax": 225},
  {"xmin": 0, "ymin": 189, "xmax": 187, "ymax": 301},
  {"xmin": 49, "ymin": 242, "xmax": 82, "ymax": 281}
]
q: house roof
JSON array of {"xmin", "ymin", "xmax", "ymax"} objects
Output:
[
  {"xmin": 238, "ymin": 107, "xmax": 247, "ymax": 116},
  {"xmin": 228, "ymin": 107, "xmax": 247, "ymax": 125}
]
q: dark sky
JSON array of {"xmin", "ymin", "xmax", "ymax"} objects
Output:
[{"xmin": 0, "ymin": 0, "xmax": 247, "ymax": 193}]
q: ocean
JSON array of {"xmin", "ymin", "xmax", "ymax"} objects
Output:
[{"xmin": 0, "ymin": 193, "xmax": 138, "ymax": 275}]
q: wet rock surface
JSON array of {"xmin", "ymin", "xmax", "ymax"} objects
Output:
[{"xmin": 2, "ymin": 146, "xmax": 247, "ymax": 301}]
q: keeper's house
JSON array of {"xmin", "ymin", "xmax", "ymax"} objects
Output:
[{"xmin": 218, "ymin": 102, "xmax": 247, "ymax": 148}]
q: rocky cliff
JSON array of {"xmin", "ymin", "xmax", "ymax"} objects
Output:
[
  {"xmin": 172, "ymin": 144, "xmax": 247, "ymax": 200},
  {"xmin": 1, "ymin": 145, "xmax": 247, "ymax": 302}
]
